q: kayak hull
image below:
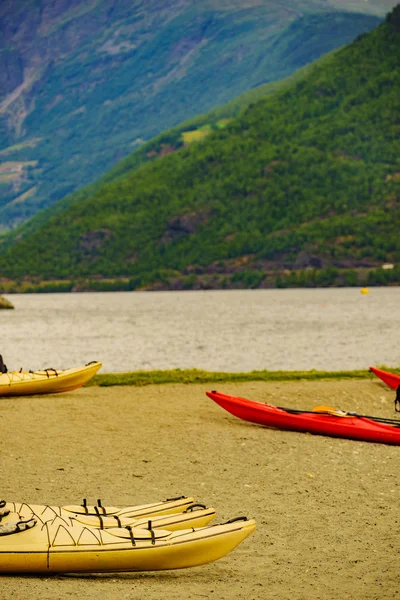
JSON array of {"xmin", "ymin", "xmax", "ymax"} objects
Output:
[
  {"xmin": 206, "ymin": 390, "xmax": 400, "ymax": 445},
  {"xmin": 369, "ymin": 366, "xmax": 400, "ymax": 390},
  {"xmin": 0, "ymin": 517, "xmax": 256, "ymax": 573},
  {"xmin": 0, "ymin": 362, "xmax": 102, "ymax": 397}
]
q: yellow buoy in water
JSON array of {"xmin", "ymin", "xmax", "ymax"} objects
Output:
[{"xmin": 360, "ymin": 287, "xmax": 369, "ymax": 294}]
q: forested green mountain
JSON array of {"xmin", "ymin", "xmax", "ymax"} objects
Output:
[
  {"xmin": 0, "ymin": 0, "xmax": 393, "ymax": 229},
  {"xmin": 1, "ymin": 54, "xmax": 317, "ymax": 248},
  {"xmin": 0, "ymin": 6, "xmax": 399, "ymax": 292}
]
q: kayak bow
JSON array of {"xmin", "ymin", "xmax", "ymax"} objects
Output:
[{"xmin": 369, "ymin": 367, "xmax": 400, "ymax": 391}]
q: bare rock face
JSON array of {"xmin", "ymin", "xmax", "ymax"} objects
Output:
[{"xmin": 0, "ymin": 295, "xmax": 14, "ymax": 309}]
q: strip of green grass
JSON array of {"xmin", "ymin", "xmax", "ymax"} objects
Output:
[{"xmin": 87, "ymin": 367, "xmax": 400, "ymax": 388}]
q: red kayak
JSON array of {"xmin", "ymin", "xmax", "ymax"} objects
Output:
[
  {"xmin": 369, "ymin": 367, "xmax": 400, "ymax": 390},
  {"xmin": 206, "ymin": 390, "xmax": 400, "ymax": 445}
]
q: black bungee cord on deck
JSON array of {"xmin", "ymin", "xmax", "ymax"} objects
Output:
[{"xmin": 278, "ymin": 404, "xmax": 400, "ymax": 427}]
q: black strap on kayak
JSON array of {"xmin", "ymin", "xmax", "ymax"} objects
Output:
[
  {"xmin": 147, "ymin": 521, "xmax": 156, "ymax": 544},
  {"xmin": 97, "ymin": 499, "xmax": 106, "ymax": 515},
  {"xmin": 44, "ymin": 368, "xmax": 58, "ymax": 378},
  {"xmin": 346, "ymin": 412, "xmax": 400, "ymax": 427},
  {"xmin": 278, "ymin": 405, "xmax": 400, "ymax": 427},
  {"xmin": 126, "ymin": 525, "xmax": 136, "ymax": 546},
  {"xmin": 81, "ymin": 499, "xmax": 88, "ymax": 514},
  {"xmin": 94, "ymin": 506, "xmax": 104, "ymax": 529},
  {"xmin": 395, "ymin": 386, "xmax": 400, "ymax": 413},
  {"xmin": 225, "ymin": 516, "xmax": 248, "ymax": 523},
  {"xmin": 113, "ymin": 515, "xmax": 122, "ymax": 527},
  {"xmin": 184, "ymin": 503, "xmax": 206, "ymax": 512},
  {"xmin": 165, "ymin": 495, "xmax": 185, "ymax": 501}
]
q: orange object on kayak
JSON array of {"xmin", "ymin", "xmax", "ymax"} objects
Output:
[
  {"xmin": 206, "ymin": 390, "xmax": 400, "ymax": 445},
  {"xmin": 369, "ymin": 367, "xmax": 400, "ymax": 390}
]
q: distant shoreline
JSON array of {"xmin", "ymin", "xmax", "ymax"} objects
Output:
[{"xmin": 0, "ymin": 265, "xmax": 399, "ymax": 295}]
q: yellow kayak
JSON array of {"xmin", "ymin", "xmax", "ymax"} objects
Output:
[
  {"xmin": 1, "ymin": 503, "xmax": 216, "ymax": 532},
  {"xmin": 0, "ymin": 361, "xmax": 102, "ymax": 397},
  {"xmin": 0, "ymin": 516, "xmax": 256, "ymax": 573},
  {"xmin": 2, "ymin": 495, "xmax": 198, "ymax": 520}
]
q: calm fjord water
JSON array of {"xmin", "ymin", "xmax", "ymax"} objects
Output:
[{"xmin": 1, "ymin": 288, "xmax": 399, "ymax": 373}]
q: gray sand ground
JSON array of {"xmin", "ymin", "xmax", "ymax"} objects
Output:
[{"xmin": 1, "ymin": 379, "xmax": 399, "ymax": 599}]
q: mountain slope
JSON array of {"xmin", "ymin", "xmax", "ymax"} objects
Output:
[
  {"xmin": 0, "ymin": 6, "xmax": 399, "ymax": 291},
  {"xmin": 0, "ymin": 54, "xmax": 322, "ymax": 249},
  {"xmin": 0, "ymin": 0, "xmax": 391, "ymax": 229}
]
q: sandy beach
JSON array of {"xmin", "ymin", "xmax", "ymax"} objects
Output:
[{"xmin": 1, "ymin": 378, "xmax": 399, "ymax": 599}]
